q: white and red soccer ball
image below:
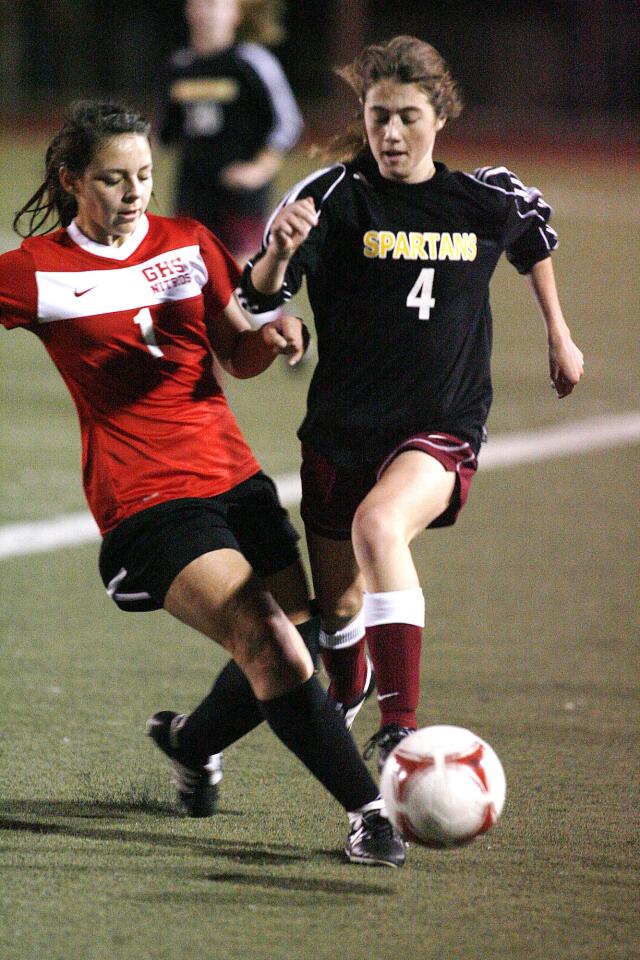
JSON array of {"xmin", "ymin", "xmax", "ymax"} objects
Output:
[{"xmin": 380, "ymin": 725, "xmax": 506, "ymax": 848}]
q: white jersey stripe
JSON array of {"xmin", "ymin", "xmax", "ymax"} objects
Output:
[
  {"xmin": 538, "ymin": 225, "xmax": 553, "ymax": 250},
  {"xmin": 1, "ymin": 413, "xmax": 639, "ymax": 561},
  {"xmin": 463, "ymin": 167, "xmax": 556, "ymax": 233},
  {"xmin": 35, "ymin": 244, "xmax": 208, "ymax": 322},
  {"xmin": 262, "ymin": 164, "xmax": 347, "ymax": 246}
]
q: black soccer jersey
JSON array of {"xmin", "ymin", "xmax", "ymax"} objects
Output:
[
  {"xmin": 161, "ymin": 43, "xmax": 303, "ymax": 220},
  {"xmin": 241, "ymin": 151, "xmax": 558, "ymax": 465}
]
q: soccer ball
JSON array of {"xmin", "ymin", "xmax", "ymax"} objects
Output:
[{"xmin": 380, "ymin": 725, "xmax": 506, "ymax": 848}]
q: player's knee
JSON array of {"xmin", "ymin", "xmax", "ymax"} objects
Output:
[
  {"xmin": 233, "ymin": 609, "xmax": 312, "ymax": 698},
  {"xmin": 352, "ymin": 499, "xmax": 403, "ymax": 562},
  {"xmin": 316, "ymin": 595, "xmax": 362, "ymax": 633}
]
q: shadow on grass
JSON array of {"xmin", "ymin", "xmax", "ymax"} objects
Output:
[
  {"xmin": 0, "ymin": 796, "xmax": 248, "ymax": 819},
  {"xmin": 132, "ymin": 870, "xmax": 392, "ymax": 900},
  {"xmin": 0, "ymin": 800, "xmax": 311, "ymax": 865},
  {"xmin": 0, "ymin": 805, "xmax": 393, "ymax": 893},
  {"xmin": 204, "ymin": 871, "xmax": 392, "ymax": 895},
  {"xmin": 0, "ymin": 797, "xmax": 177, "ymax": 819},
  {"xmin": 0, "ymin": 803, "xmax": 398, "ymax": 889}
]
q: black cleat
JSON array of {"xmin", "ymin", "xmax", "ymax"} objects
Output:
[
  {"xmin": 345, "ymin": 808, "xmax": 406, "ymax": 867},
  {"xmin": 146, "ymin": 710, "xmax": 222, "ymax": 817},
  {"xmin": 334, "ymin": 655, "xmax": 376, "ymax": 731},
  {"xmin": 363, "ymin": 723, "xmax": 416, "ymax": 773}
]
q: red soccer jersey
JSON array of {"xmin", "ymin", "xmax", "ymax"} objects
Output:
[{"xmin": 0, "ymin": 214, "xmax": 261, "ymax": 533}]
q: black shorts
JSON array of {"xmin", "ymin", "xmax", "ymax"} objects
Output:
[{"xmin": 99, "ymin": 472, "xmax": 300, "ymax": 612}]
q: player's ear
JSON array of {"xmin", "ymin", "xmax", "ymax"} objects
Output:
[
  {"xmin": 59, "ymin": 165, "xmax": 78, "ymax": 195},
  {"xmin": 436, "ymin": 116, "xmax": 447, "ymax": 132}
]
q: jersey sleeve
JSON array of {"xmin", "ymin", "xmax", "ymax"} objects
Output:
[
  {"xmin": 236, "ymin": 44, "xmax": 304, "ymax": 154},
  {"xmin": 472, "ymin": 166, "xmax": 558, "ymax": 274},
  {"xmin": 0, "ymin": 247, "xmax": 38, "ymax": 330},
  {"xmin": 238, "ymin": 164, "xmax": 344, "ymax": 313}
]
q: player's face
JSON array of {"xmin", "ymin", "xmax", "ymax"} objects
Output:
[
  {"xmin": 64, "ymin": 134, "xmax": 153, "ymax": 246},
  {"xmin": 364, "ymin": 79, "xmax": 445, "ymax": 184},
  {"xmin": 185, "ymin": 0, "xmax": 241, "ymax": 50}
]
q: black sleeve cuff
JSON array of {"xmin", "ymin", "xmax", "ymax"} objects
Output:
[
  {"xmin": 508, "ymin": 249, "xmax": 552, "ymax": 275},
  {"xmin": 238, "ymin": 262, "xmax": 289, "ymax": 314}
]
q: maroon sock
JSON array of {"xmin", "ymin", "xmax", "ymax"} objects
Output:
[
  {"xmin": 320, "ymin": 637, "xmax": 368, "ymax": 704},
  {"xmin": 366, "ymin": 623, "xmax": 422, "ymax": 728}
]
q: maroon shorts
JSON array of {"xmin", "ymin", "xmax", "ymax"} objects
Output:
[{"xmin": 300, "ymin": 433, "xmax": 478, "ymax": 540}]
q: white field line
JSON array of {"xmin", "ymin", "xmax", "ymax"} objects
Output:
[{"xmin": 2, "ymin": 412, "xmax": 640, "ymax": 561}]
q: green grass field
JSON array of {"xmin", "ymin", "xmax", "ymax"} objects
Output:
[{"xmin": 1, "ymin": 134, "xmax": 638, "ymax": 960}]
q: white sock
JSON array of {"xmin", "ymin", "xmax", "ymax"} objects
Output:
[
  {"xmin": 319, "ymin": 608, "xmax": 365, "ymax": 650},
  {"xmin": 348, "ymin": 796, "xmax": 385, "ymax": 825},
  {"xmin": 363, "ymin": 588, "xmax": 425, "ymax": 628}
]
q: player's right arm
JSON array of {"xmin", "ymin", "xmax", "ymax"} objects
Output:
[
  {"xmin": 238, "ymin": 163, "xmax": 345, "ymax": 316},
  {"xmin": 250, "ymin": 197, "xmax": 318, "ymax": 294}
]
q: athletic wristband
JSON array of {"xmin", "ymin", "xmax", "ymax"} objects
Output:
[
  {"xmin": 239, "ymin": 262, "xmax": 288, "ymax": 314},
  {"xmin": 301, "ymin": 321, "xmax": 311, "ymax": 354}
]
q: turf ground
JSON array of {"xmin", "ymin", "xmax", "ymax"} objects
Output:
[{"xmin": 1, "ymin": 134, "xmax": 638, "ymax": 960}]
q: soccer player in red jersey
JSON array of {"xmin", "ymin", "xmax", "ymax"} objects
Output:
[
  {"xmin": 0, "ymin": 100, "xmax": 405, "ymax": 866},
  {"xmin": 240, "ymin": 36, "xmax": 585, "ymax": 769}
]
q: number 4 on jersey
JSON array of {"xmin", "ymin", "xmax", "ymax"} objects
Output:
[
  {"xmin": 406, "ymin": 268, "xmax": 436, "ymax": 320},
  {"xmin": 133, "ymin": 308, "xmax": 164, "ymax": 357}
]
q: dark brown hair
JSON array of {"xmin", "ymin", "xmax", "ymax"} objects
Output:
[
  {"xmin": 13, "ymin": 100, "xmax": 151, "ymax": 237},
  {"xmin": 320, "ymin": 35, "xmax": 463, "ymax": 163}
]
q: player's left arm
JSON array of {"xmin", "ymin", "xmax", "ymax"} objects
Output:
[
  {"xmin": 219, "ymin": 46, "xmax": 303, "ymax": 192},
  {"xmin": 525, "ymin": 256, "xmax": 584, "ymax": 398},
  {"xmin": 207, "ymin": 292, "xmax": 308, "ymax": 378},
  {"xmin": 217, "ymin": 147, "xmax": 285, "ymax": 192},
  {"xmin": 482, "ymin": 167, "xmax": 584, "ymax": 398}
]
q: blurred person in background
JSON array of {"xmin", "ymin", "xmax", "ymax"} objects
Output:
[
  {"xmin": 240, "ymin": 36, "xmax": 584, "ymax": 770},
  {"xmin": 0, "ymin": 100, "xmax": 405, "ymax": 868},
  {"xmin": 160, "ymin": 0, "xmax": 303, "ymax": 265}
]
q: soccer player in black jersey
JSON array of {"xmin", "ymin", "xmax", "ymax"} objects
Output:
[
  {"xmin": 240, "ymin": 36, "xmax": 584, "ymax": 770},
  {"xmin": 160, "ymin": 0, "xmax": 303, "ymax": 265}
]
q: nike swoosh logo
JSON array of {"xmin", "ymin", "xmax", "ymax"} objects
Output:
[
  {"xmin": 74, "ymin": 287, "xmax": 96, "ymax": 297},
  {"xmin": 377, "ymin": 692, "xmax": 399, "ymax": 701}
]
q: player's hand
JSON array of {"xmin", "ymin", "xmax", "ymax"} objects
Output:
[
  {"xmin": 269, "ymin": 198, "xmax": 318, "ymax": 260},
  {"xmin": 218, "ymin": 161, "xmax": 270, "ymax": 192},
  {"xmin": 548, "ymin": 335, "xmax": 584, "ymax": 398},
  {"xmin": 260, "ymin": 315, "xmax": 309, "ymax": 366}
]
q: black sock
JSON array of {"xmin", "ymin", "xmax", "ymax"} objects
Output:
[
  {"xmin": 177, "ymin": 617, "xmax": 320, "ymax": 765},
  {"xmin": 178, "ymin": 657, "xmax": 263, "ymax": 765},
  {"xmin": 296, "ymin": 614, "xmax": 320, "ymax": 670},
  {"xmin": 259, "ymin": 674, "xmax": 379, "ymax": 812}
]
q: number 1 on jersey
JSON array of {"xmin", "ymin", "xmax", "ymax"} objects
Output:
[
  {"xmin": 406, "ymin": 268, "xmax": 436, "ymax": 320},
  {"xmin": 133, "ymin": 308, "xmax": 164, "ymax": 357}
]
